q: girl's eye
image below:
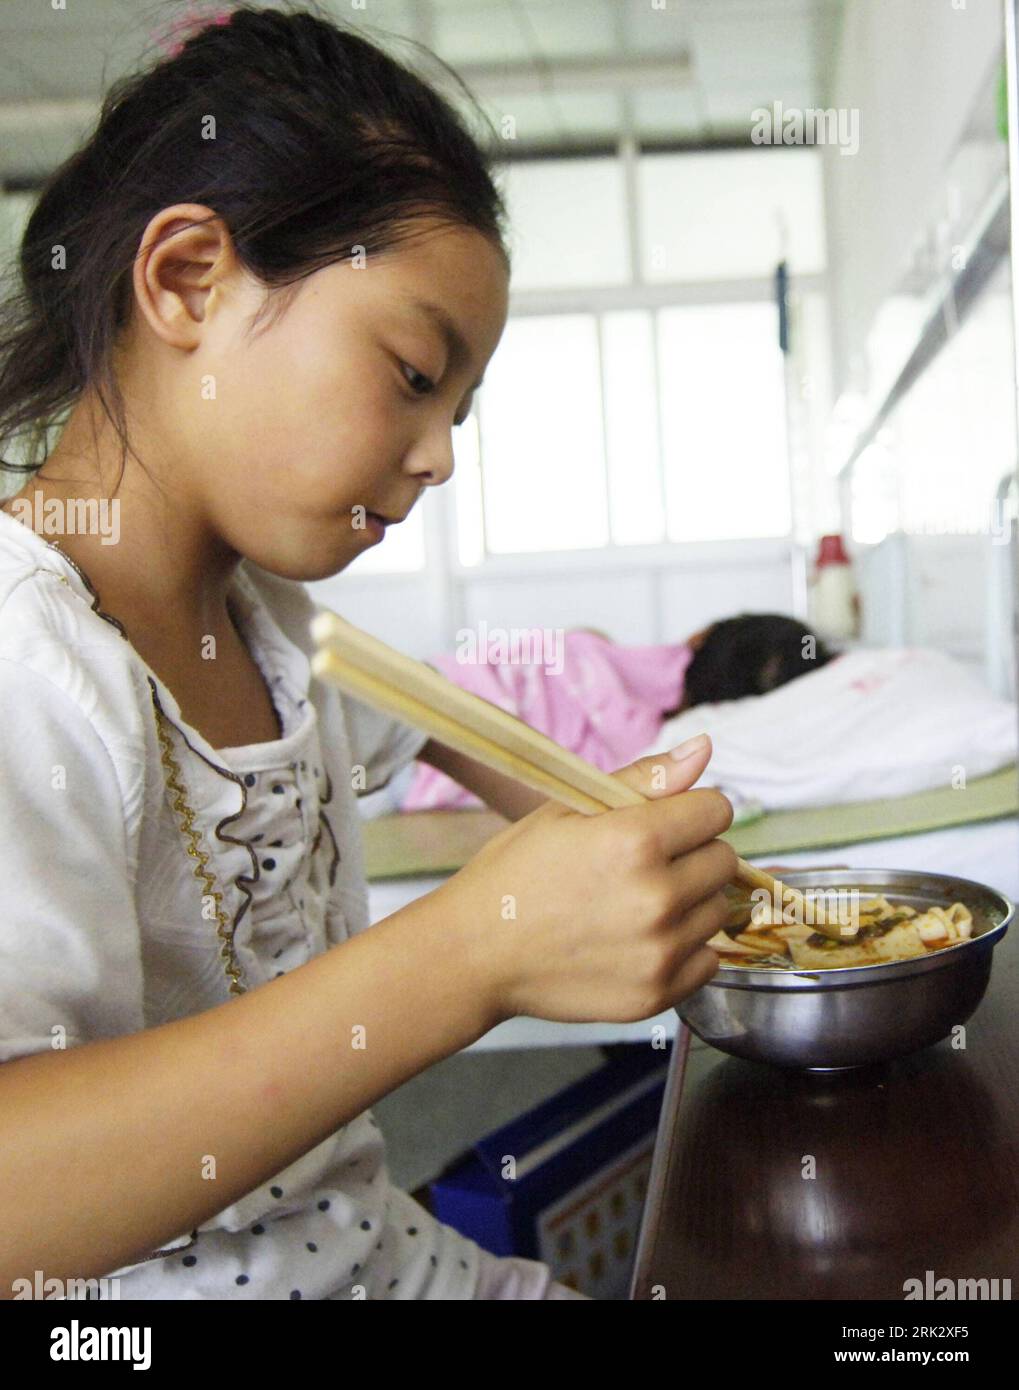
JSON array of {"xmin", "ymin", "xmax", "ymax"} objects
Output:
[{"xmin": 401, "ymin": 362, "xmax": 436, "ymax": 395}]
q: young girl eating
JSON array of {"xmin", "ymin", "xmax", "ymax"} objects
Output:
[{"xmin": 0, "ymin": 3, "xmax": 736, "ymax": 1300}]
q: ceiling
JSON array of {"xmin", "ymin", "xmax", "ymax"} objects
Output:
[{"xmin": 0, "ymin": 0, "xmax": 846, "ymax": 182}]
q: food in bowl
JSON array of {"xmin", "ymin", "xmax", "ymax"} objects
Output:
[
  {"xmin": 680, "ymin": 869, "xmax": 1011, "ymax": 1069},
  {"xmin": 708, "ymin": 892, "xmax": 974, "ymax": 970}
]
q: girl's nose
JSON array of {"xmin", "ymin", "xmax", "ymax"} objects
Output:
[{"xmin": 406, "ymin": 429, "xmax": 455, "ymax": 488}]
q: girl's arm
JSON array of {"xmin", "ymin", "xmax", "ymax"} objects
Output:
[
  {"xmin": 0, "ymin": 891, "xmax": 497, "ymax": 1296},
  {"xmin": 417, "ymin": 736, "xmax": 546, "ymax": 821},
  {"xmin": 1, "ymin": 730, "xmax": 732, "ymax": 1297}
]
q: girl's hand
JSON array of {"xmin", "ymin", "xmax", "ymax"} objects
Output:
[{"xmin": 432, "ymin": 737, "xmax": 736, "ymax": 1026}]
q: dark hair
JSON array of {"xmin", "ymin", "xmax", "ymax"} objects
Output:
[
  {"xmin": 680, "ymin": 613, "xmax": 836, "ymax": 708},
  {"xmin": 0, "ymin": 1, "xmax": 509, "ymax": 487}
]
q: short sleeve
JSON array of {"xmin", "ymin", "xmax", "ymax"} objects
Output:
[
  {"xmin": 0, "ymin": 658, "xmax": 145, "ymax": 1064},
  {"xmin": 337, "ymin": 687, "xmax": 430, "ymax": 796}
]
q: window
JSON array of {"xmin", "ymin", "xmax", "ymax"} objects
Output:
[
  {"xmin": 637, "ymin": 149, "xmax": 826, "ymax": 282},
  {"xmin": 658, "ymin": 302, "xmax": 791, "ymax": 541},
  {"xmin": 355, "ymin": 148, "xmax": 820, "ymax": 568},
  {"xmin": 500, "ymin": 149, "xmax": 823, "ymax": 290},
  {"xmin": 499, "ymin": 157, "xmax": 631, "ymax": 290},
  {"xmin": 468, "ymin": 315, "xmax": 609, "ymax": 554},
  {"xmin": 460, "ymin": 300, "xmax": 791, "ymax": 557},
  {"xmin": 601, "ymin": 310, "xmax": 663, "ymax": 546}
]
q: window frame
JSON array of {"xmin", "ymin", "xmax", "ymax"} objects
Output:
[{"xmin": 455, "ymin": 274, "xmax": 820, "ymax": 567}]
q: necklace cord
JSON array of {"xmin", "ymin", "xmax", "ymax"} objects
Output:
[{"xmin": 13, "ymin": 521, "xmax": 250, "ymax": 995}]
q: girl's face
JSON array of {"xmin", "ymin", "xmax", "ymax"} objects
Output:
[{"xmin": 126, "ymin": 212, "xmax": 509, "ymax": 582}]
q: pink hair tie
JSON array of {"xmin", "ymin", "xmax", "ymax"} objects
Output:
[{"xmin": 154, "ymin": 3, "xmax": 234, "ymax": 59}]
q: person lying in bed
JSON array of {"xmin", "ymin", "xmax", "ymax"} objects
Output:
[{"xmin": 400, "ymin": 614, "xmax": 836, "ymax": 811}]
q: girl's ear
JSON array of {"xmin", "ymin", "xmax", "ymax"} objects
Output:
[{"xmin": 130, "ymin": 203, "xmax": 236, "ymax": 349}]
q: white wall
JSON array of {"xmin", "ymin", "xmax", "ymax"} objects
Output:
[
  {"xmin": 824, "ymin": 0, "xmax": 1003, "ymax": 399},
  {"xmin": 307, "ymin": 535, "xmax": 797, "ymax": 659}
]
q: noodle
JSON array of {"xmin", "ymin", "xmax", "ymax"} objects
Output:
[{"xmin": 708, "ymin": 893, "xmax": 974, "ymax": 970}]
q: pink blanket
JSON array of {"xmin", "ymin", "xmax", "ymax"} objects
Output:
[{"xmin": 400, "ymin": 632, "xmax": 693, "ymax": 810}]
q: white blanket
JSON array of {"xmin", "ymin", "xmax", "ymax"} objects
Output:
[{"xmin": 647, "ymin": 647, "xmax": 1018, "ymax": 810}]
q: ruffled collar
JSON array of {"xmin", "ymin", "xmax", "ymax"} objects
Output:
[{"xmin": 0, "ymin": 506, "xmax": 315, "ymax": 764}]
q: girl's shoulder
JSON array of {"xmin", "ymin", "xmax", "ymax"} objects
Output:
[{"xmin": 0, "ymin": 511, "xmax": 152, "ymax": 800}]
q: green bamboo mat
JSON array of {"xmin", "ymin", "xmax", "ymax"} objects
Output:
[
  {"xmin": 720, "ymin": 764, "xmax": 1017, "ymax": 857},
  {"xmin": 361, "ymin": 765, "xmax": 1019, "ymax": 882}
]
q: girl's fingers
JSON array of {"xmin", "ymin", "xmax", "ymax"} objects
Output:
[
  {"xmin": 606, "ymin": 788, "xmax": 734, "ymax": 866},
  {"xmin": 662, "ymin": 885, "xmax": 732, "ymax": 943},
  {"xmin": 663, "ymin": 944, "xmax": 721, "ymax": 1004},
  {"xmin": 646, "ymin": 819, "xmax": 738, "ymax": 899},
  {"xmin": 538, "ymin": 742, "xmax": 726, "ymax": 856},
  {"xmin": 609, "ymin": 737, "xmax": 715, "ymax": 800}
]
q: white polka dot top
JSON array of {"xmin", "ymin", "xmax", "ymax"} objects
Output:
[{"xmin": 0, "ymin": 508, "xmax": 494, "ymax": 1300}]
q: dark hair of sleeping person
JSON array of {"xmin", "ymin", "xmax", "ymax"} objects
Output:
[{"xmin": 661, "ymin": 613, "xmax": 836, "ymax": 717}]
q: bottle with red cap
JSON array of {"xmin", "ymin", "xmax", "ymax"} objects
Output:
[{"xmin": 807, "ymin": 533, "xmax": 860, "ymax": 641}]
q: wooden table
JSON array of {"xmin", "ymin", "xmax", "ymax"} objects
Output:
[{"xmin": 630, "ymin": 923, "xmax": 1019, "ymax": 1300}]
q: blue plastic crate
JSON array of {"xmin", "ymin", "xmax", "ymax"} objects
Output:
[{"xmin": 430, "ymin": 1042, "xmax": 671, "ymax": 1298}]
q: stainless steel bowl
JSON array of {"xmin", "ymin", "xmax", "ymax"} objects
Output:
[{"xmin": 675, "ymin": 868, "xmax": 1013, "ymax": 1071}]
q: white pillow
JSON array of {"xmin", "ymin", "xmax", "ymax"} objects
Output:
[{"xmin": 647, "ymin": 647, "xmax": 1018, "ymax": 810}]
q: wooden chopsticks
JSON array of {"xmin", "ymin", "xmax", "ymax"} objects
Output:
[{"xmin": 310, "ymin": 610, "xmax": 851, "ymax": 939}]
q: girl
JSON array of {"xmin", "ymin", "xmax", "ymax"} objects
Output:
[{"xmin": 0, "ymin": 3, "xmax": 735, "ymax": 1301}]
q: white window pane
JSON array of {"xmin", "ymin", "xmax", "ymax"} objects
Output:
[
  {"xmin": 477, "ymin": 315, "xmax": 609, "ymax": 553},
  {"xmin": 601, "ymin": 311, "xmax": 664, "ymax": 545},
  {"xmin": 453, "ymin": 414, "xmax": 484, "ymax": 567},
  {"xmin": 345, "ymin": 495, "xmax": 426, "ymax": 573},
  {"xmin": 638, "ymin": 149, "xmax": 826, "ymax": 282},
  {"xmin": 499, "ymin": 158, "xmax": 631, "ymax": 289},
  {"xmin": 658, "ymin": 303, "xmax": 791, "ymax": 541}
]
